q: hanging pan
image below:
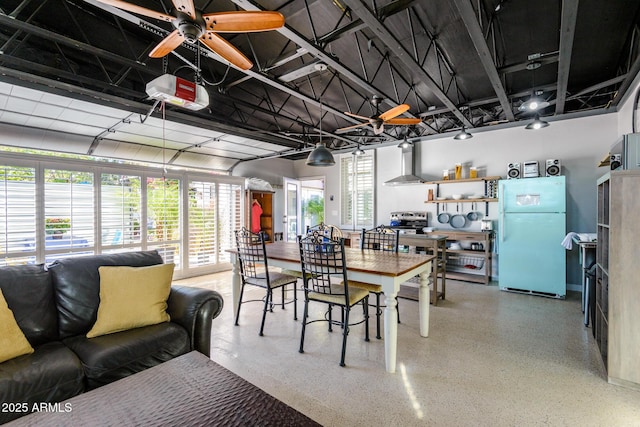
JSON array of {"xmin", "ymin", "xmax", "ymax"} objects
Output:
[
  {"xmin": 467, "ymin": 202, "xmax": 480, "ymax": 222},
  {"xmin": 449, "ymin": 203, "xmax": 466, "ymax": 228},
  {"xmin": 450, "ymin": 214, "xmax": 467, "ymax": 228},
  {"xmin": 437, "ymin": 203, "xmax": 450, "ymax": 224}
]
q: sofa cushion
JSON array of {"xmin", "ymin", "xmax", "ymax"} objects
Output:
[
  {"xmin": 87, "ymin": 264, "xmax": 174, "ymax": 338},
  {"xmin": 49, "ymin": 250, "xmax": 164, "ymax": 339},
  {"xmin": 64, "ymin": 322, "xmax": 190, "ymax": 390},
  {"xmin": 0, "ymin": 342, "xmax": 84, "ymax": 424},
  {"xmin": 0, "ymin": 263, "xmax": 58, "ymax": 346},
  {"xmin": 0, "ymin": 289, "xmax": 34, "ymax": 363}
]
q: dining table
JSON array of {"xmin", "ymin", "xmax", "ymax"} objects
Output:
[{"xmin": 227, "ymin": 241, "xmax": 434, "ymax": 373}]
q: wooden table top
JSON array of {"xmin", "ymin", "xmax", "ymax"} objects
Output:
[{"xmin": 260, "ymin": 241, "xmax": 434, "ymax": 278}]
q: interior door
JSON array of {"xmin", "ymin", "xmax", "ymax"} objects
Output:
[{"xmin": 283, "ymin": 178, "xmax": 301, "ymax": 242}]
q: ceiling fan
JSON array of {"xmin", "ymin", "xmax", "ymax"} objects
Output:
[
  {"xmin": 336, "ymin": 98, "xmax": 422, "ymax": 135},
  {"xmin": 94, "ymin": 0, "xmax": 285, "ymax": 70}
]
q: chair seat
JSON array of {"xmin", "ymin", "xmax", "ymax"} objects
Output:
[
  {"xmin": 280, "ymin": 269, "xmax": 313, "ymax": 279},
  {"xmin": 308, "ymin": 285, "xmax": 369, "ymax": 306},
  {"xmin": 247, "ymin": 272, "xmax": 297, "ymax": 288},
  {"xmin": 342, "ymin": 280, "xmax": 382, "ymax": 293}
]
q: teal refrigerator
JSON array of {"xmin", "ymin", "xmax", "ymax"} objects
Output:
[{"xmin": 498, "ymin": 176, "xmax": 566, "ymax": 298}]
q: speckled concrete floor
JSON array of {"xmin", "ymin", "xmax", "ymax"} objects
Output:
[{"xmin": 175, "ymin": 272, "xmax": 640, "ymax": 427}]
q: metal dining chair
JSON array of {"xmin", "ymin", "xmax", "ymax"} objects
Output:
[
  {"xmin": 280, "ymin": 223, "xmax": 342, "ymax": 279},
  {"xmin": 297, "ymin": 232, "xmax": 370, "ymax": 367},
  {"xmin": 234, "ymin": 227, "xmax": 298, "ymax": 336},
  {"xmin": 346, "ymin": 225, "xmax": 400, "ymax": 339}
]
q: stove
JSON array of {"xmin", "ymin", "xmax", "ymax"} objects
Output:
[{"xmin": 389, "ymin": 211, "xmax": 428, "ymax": 233}]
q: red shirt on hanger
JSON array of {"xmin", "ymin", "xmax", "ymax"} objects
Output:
[{"xmin": 251, "ymin": 200, "xmax": 263, "ymax": 233}]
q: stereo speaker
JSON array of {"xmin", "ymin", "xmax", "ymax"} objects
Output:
[
  {"xmin": 507, "ymin": 162, "xmax": 521, "ymax": 179},
  {"xmin": 545, "ymin": 159, "xmax": 561, "ymax": 176},
  {"xmin": 610, "ymin": 154, "xmax": 621, "ymax": 170}
]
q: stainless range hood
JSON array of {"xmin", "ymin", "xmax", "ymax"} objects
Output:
[{"xmin": 384, "ymin": 145, "xmax": 425, "ymax": 186}]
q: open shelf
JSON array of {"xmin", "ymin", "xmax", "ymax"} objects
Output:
[
  {"xmin": 423, "ymin": 176, "xmax": 502, "ymax": 185},
  {"xmin": 425, "ymin": 198, "xmax": 498, "ymax": 204}
]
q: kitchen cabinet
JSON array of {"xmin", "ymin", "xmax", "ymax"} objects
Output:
[
  {"xmin": 423, "ymin": 176, "xmax": 500, "ymax": 216},
  {"xmin": 245, "ymin": 190, "xmax": 274, "ymax": 241},
  {"xmin": 428, "ymin": 230, "xmax": 493, "ymax": 285},
  {"xmin": 596, "ymin": 171, "xmax": 640, "ymax": 390}
]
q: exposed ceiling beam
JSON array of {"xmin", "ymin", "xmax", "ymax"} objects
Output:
[
  {"xmin": 337, "ymin": 0, "xmax": 472, "ymax": 127},
  {"xmin": 610, "ymin": 54, "xmax": 640, "ymax": 107},
  {"xmin": 319, "ymin": 0, "xmax": 417, "ymax": 45},
  {"xmin": 555, "ymin": 0, "xmax": 579, "ymax": 114},
  {"xmin": 0, "ymin": 13, "xmax": 151, "ymax": 75},
  {"xmin": 453, "ymin": 0, "xmax": 514, "ymax": 121},
  {"xmin": 230, "ymin": 0, "xmax": 426, "ymax": 125}
]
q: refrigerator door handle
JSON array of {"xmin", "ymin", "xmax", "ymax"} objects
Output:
[{"xmin": 499, "ymin": 182, "xmax": 505, "ymax": 242}]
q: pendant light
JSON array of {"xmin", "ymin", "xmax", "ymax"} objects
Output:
[
  {"xmin": 525, "ymin": 114, "xmax": 549, "ymax": 130},
  {"xmin": 352, "ymin": 144, "xmax": 365, "ymax": 156},
  {"xmin": 397, "ymin": 135, "xmax": 413, "ymax": 148},
  {"xmin": 453, "ymin": 126, "xmax": 473, "ymax": 140},
  {"xmin": 306, "ymin": 101, "xmax": 335, "ymax": 166}
]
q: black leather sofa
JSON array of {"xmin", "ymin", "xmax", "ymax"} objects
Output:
[{"xmin": 0, "ymin": 251, "xmax": 224, "ymax": 424}]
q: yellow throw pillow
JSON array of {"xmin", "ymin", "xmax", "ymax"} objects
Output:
[
  {"xmin": 0, "ymin": 288, "xmax": 34, "ymax": 363},
  {"xmin": 87, "ymin": 263, "xmax": 175, "ymax": 338}
]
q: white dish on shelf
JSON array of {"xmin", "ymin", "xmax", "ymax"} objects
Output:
[
  {"xmin": 451, "ymin": 194, "xmax": 463, "ymax": 200},
  {"xmin": 436, "ymin": 197, "xmax": 447, "ymax": 201}
]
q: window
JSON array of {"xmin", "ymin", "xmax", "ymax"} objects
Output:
[
  {"xmin": 101, "ymin": 174, "xmax": 142, "ymax": 249},
  {"xmin": 341, "ymin": 152, "xmax": 374, "ymax": 228},
  {"xmin": 0, "ymin": 165, "xmax": 36, "ymax": 266},
  {"xmin": 147, "ymin": 177, "xmax": 181, "ymax": 268},
  {"xmin": 188, "ymin": 180, "xmax": 243, "ymax": 266},
  {"xmin": 0, "ymin": 153, "xmax": 243, "ymax": 276},
  {"xmin": 43, "ymin": 168, "xmax": 95, "ymax": 261}
]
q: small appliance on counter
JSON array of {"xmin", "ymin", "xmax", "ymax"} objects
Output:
[{"xmin": 480, "ymin": 219, "xmax": 493, "ymax": 231}]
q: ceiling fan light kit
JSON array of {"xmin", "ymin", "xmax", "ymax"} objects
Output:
[
  {"xmin": 337, "ymin": 103, "xmax": 421, "ymax": 135},
  {"xmin": 95, "ymin": 0, "xmax": 284, "ymax": 70}
]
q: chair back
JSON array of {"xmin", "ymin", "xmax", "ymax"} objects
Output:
[
  {"xmin": 306, "ymin": 222, "xmax": 343, "ymax": 239},
  {"xmin": 298, "ymin": 232, "xmax": 349, "ymax": 299},
  {"xmin": 234, "ymin": 227, "xmax": 268, "ymax": 282},
  {"xmin": 360, "ymin": 225, "xmax": 399, "ymax": 252}
]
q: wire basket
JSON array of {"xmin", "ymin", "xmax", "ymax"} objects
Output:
[{"xmin": 447, "ymin": 255, "xmax": 485, "ymax": 270}]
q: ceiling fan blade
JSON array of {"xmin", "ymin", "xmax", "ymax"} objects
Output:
[
  {"xmin": 344, "ymin": 111, "xmax": 372, "ymax": 121},
  {"xmin": 203, "ymin": 11, "xmax": 285, "ymax": 33},
  {"xmin": 200, "ymin": 31, "xmax": 253, "ymax": 70},
  {"xmin": 336, "ymin": 122, "xmax": 370, "ymax": 134},
  {"xmin": 149, "ymin": 30, "xmax": 185, "ymax": 58},
  {"xmin": 171, "ymin": 0, "xmax": 196, "ymax": 20},
  {"xmin": 384, "ymin": 118, "xmax": 422, "ymax": 125},
  {"xmin": 378, "ymin": 104, "xmax": 410, "ymax": 121},
  {"xmin": 93, "ymin": 0, "xmax": 174, "ymax": 22}
]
